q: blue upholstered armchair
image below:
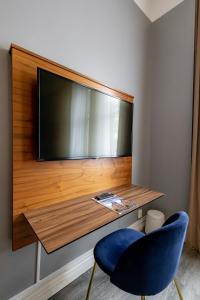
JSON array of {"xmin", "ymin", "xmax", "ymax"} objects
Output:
[{"xmin": 86, "ymin": 211, "xmax": 188, "ymax": 300}]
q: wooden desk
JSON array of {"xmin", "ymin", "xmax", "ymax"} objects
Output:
[{"xmin": 24, "ymin": 185, "xmax": 164, "ymax": 254}]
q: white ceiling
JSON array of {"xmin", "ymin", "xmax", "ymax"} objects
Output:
[{"xmin": 134, "ymin": 0, "xmax": 184, "ymax": 22}]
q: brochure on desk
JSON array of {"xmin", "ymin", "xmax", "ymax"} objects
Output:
[{"xmin": 92, "ymin": 193, "xmax": 137, "ymax": 215}]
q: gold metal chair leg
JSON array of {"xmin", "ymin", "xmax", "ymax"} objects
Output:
[
  {"xmin": 85, "ymin": 262, "xmax": 96, "ymax": 300},
  {"xmin": 141, "ymin": 296, "xmax": 145, "ymax": 300},
  {"xmin": 174, "ymin": 279, "xmax": 184, "ymax": 300}
]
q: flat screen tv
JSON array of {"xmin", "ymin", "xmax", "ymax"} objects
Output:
[{"xmin": 37, "ymin": 68, "xmax": 133, "ymax": 161}]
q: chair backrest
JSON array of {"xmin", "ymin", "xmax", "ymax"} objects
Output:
[{"xmin": 111, "ymin": 211, "xmax": 189, "ymax": 296}]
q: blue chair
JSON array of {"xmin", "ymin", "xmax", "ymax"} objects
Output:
[{"xmin": 85, "ymin": 211, "xmax": 188, "ymax": 300}]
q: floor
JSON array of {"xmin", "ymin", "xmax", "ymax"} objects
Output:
[{"xmin": 50, "ymin": 246, "xmax": 200, "ymax": 300}]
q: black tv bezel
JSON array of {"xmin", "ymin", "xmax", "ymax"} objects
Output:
[{"xmin": 37, "ymin": 67, "xmax": 133, "ymax": 161}]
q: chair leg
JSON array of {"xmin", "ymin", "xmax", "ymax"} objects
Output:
[
  {"xmin": 85, "ymin": 262, "xmax": 97, "ymax": 300},
  {"xmin": 141, "ymin": 296, "xmax": 145, "ymax": 300},
  {"xmin": 174, "ymin": 279, "xmax": 184, "ymax": 300}
]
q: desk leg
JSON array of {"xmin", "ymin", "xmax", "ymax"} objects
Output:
[{"xmin": 35, "ymin": 241, "xmax": 41, "ymax": 283}]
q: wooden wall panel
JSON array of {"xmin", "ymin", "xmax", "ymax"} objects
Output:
[{"xmin": 11, "ymin": 44, "xmax": 134, "ymax": 250}]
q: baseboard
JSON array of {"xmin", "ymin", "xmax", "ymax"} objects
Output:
[{"xmin": 10, "ymin": 217, "xmax": 146, "ymax": 300}]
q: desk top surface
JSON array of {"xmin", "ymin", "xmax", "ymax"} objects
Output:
[{"xmin": 24, "ymin": 185, "xmax": 164, "ymax": 254}]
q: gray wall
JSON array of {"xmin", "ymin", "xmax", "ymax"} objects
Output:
[
  {"xmin": 149, "ymin": 0, "xmax": 195, "ymax": 217},
  {"xmin": 0, "ymin": 1, "xmax": 151, "ymax": 298},
  {"xmin": 0, "ymin": 0, "xmax": 195, "ymax": 298}
]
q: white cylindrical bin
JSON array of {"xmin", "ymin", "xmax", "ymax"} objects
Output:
[{"xmin": 145, "ymin": 210, "xmax": 165, "ymax": 233}]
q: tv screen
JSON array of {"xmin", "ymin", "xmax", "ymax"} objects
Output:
[{"xmin": 37, "ymin": 68, "xmax": 133, "ymax": 160}]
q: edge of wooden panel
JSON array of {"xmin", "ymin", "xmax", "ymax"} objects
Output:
[{"xmin": 10, "ymin": 43, "xmax": 134, "ymax": 103}]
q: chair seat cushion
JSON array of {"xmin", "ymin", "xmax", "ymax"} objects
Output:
[{"xmin": 94, "ymin": 228, "xmax": 144, "ymax": 276}]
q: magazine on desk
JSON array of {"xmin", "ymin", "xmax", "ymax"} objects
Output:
[{"xmin": 92, "ymin": 192, "xmax": 137, "ymax": 215}]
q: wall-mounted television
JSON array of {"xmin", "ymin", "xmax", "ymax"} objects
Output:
[{"xmin": 37, "ymin": 68, "xmax": 133, "ymax": 161}]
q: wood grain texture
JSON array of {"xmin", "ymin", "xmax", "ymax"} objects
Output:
[
  {"xmin": 24, "ymin": 185, "xmax": 164, "ymax": 253},
  {"xmin": 11, "ymin": 44, "xmax": 133, "ymax": 250}
]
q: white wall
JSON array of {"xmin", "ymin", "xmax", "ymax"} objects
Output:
[
  {"xmin": 0, "ymin": 1, "xmax": 151, "ymax": 298},
  {"xmin": 134, "ymin": 0, "xmax": 184, "ymax": 22}
]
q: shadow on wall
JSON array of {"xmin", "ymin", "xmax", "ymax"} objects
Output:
[
  {"xmin": 0, "ymin": 48, "xmax": 12, "ymax": 248},
  {"xmin": 132, "ymin": 55, "xmax": 151, "ymax": 187},
  {"xmin": 0, "ymin": 48, "xmax": 36, "ymax": 299}
]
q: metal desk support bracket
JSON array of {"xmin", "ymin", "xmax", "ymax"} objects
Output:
[{"xmin": 35, "ymin": 241, "xmax": 41, "ymax": 283}]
